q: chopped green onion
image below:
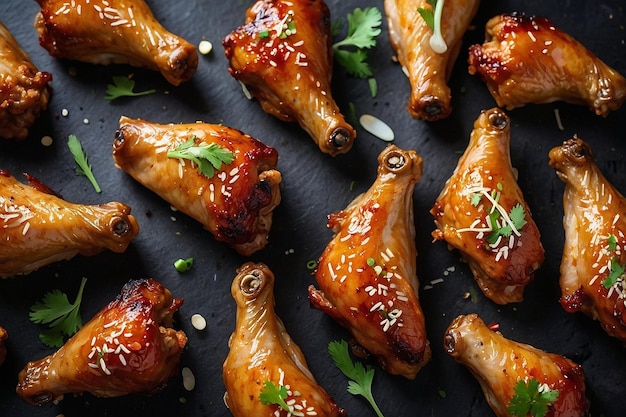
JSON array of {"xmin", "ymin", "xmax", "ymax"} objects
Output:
[{"xmin": 174, "ymin": 258, "xmax": 194, "ymax": 272}]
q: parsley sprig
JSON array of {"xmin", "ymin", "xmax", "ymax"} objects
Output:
[
  {"xmin": 259, "ymin": 381, "xmax": 290, "ymax": 412},
  {"xmin": 68, "ymin": 134, "xmax": 102, "ymax": 193},
  {"xmin": 105, "ymin": 75, "xmax": 156, "ymax": 101},
  {"xmin": 470, "ymin": 185, "xmax": 527, "ymax": 244},
  {"xmin": 332, "ymin": 7, "xmax": 382, "ymax": 79},
  {"xmin": 328, "ymin": 339, "xmax": 385, "ymax": 417},
  {"xmin": 167, "ymin": 138, "xmax": 235, "ymax": 179},
  {"xmin": 417, "ymin": 0, "xmax": 448, "ymax": 53},
  {"xmin": 29, "ymin": 277, "xmax": 88, "ymax": 348},
  {"xmin": 508, "ymin": 379, "xmax": 559, "ymax": 417}
]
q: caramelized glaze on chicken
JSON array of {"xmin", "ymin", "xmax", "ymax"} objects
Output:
[
  {"xmin": 223, "ymin": 262, "xmax": 346, "ymax": 417},
  {"xmin": 444, "ymin": 314, "xmax": 589, "ymax": 417},
  {"xmin": 308, "ymin": 145, "xmax": 430, "ymax": 379},
  {"xmin": 385, "ymin": 0, "xmax": 480, "ymax": 120},
  {"xmin": 223, "ymin": 0, "xmax": 356, "ymax": 156},
  {"xmin": 0, "ymin": 170, "xmax": 139, "ymax": 279},
  {"xmin": 549, "ymin": 138, "xmax": 626, "ymax": 343},
  {"xmin": 0, "ymin": 22, "xmax": 51, "ymax": 140},
  {"xmin": 34, "ymin": 0, "xmax": 198, "ymax": 85},
  {"xmin": 113, "ymin": 116, "xmax": 281, "ymax": 256},
  {"xmin": 468, "ymin": 13, "xmax": 626, "ymax": 117},
  {"xmin": 431, "ymin": 108, "xmax": 544, "ymax": 304},
  {"xmin": 0, "ymin": 326, "xmax": 7, "ymax": 365},
  {"xmin": 17, "ymin": 279, "xmax": 187, "ymax": 405}
]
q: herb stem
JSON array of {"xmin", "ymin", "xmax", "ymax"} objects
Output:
[{"xmin": 429, "ymin": 0, "xmax": 447, "ymax": 53}]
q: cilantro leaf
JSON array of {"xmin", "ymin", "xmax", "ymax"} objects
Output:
[
  {"xmin": 508, "ymin": 379, "xmax": 559, "ymax": 417},
  {"xmin": 416, "ymin": 0, "xmax": 448, "ymax": 53},
  {"xmin": 332, "ymin": 7, "xmax": 382, "ymax": 78},
  {"xmin": 602, "ymin": 257, "xmax": 624, "ymax": 288},
  {"xmin": 416, "ymin": 0, "xmax": 437, "ymax": 30},
  {"xmin": 328, "ymin": 340, "xmax": 385, "ymax": 417},
  {"xmin": 105, "ymin": 75, "xmax": 156, "ymax": 101},
  {"xmin": 259, "ymin": 381, "xmax": 290, "ymax": 412},
  {"xmin": 67, "ymin": 134, "xmax": 101, "ymax": 193},
  {"xmin": 167, "ymin": 138, "xmax": 235, "ymax": 179},
  {"xmin": 510, "ymin": 204, "xmax": 527, "ymax": 231},
  {"xmin": 29, "ymin": 278, "xmax": 88, "ymax": 348},
  {"xmin": 608, "ymin": 234, "xmax": 618, "ymax": 251}
]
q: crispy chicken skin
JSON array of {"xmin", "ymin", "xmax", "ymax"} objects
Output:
[
  {"xmin": 0, "ymin": 326, "xmax": 7, "ymax": 365},
  {"xmin": 431, "ymin": 108, "xmax": 544, "ymax": 304},
  {"xmin": 34, "ymin": 0, "xmax": 198, "ymax": 85},
  {"xmin": 444, "ymin": 314, "xmax": 589, "ymax": 417},
  {"xmin": 223, "ymin": 0, "xmax": 356, "ymax": 156},
  {"xmin": 308, "ymin": 145, "xmax": 431, "ymax": 379},
  {"xmin": 0, "ymin": 170, "xmax": 139, "ymax": 279},
  {"xmin": 16, "ymin": 279, "xmax": 187, "ymax": 405},
  {"xmin": 468, "ymin": 13, "xmax": 626, "ymax": 117},
  {"xmin": 385, "ymin": 0, "xmax": 480, "ymax": 120},
  {"xmin": 223, "ymin": 262, "xmax": 346, "ymax": 417},
  {"xmin": 113, "ymin": 116, "xmax": 282, "ymax": 256},
  {"xmin": 549, "ymin": 138, "xmax": 626, "ymax": 343},
  {"xmin": 0, "ymin": 22, "xmax": 51, "ymax": 140}
]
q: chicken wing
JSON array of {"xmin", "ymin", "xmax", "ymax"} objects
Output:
[
  {"xmin": 222, "ymin": 0, "xmax": 356, "ymax": 156},
  {"xmin": 549, "ymin": 137, "xmax": 626, "ymax": 343},
  {"xmin": 444, "ymin": 314, "xmax": 589, "ymax": 417},
  {"xmin": 223, "ymin": 262, "xmax": 346, "ymax": 417},
  {"xmin": 34, "ymin": 0, "xmax": 198, "ymax": 86},
  {"xmin": 385, "ymin": 0, "xmax": 480, "ymax": 120},
  {"xmin": 468, "ymin": 13, "xmax": 626, "ymax": 117},
  {"xmin": 0, "ymin": 326, "xmax": 7, "ymax": 365},
  {"xmin": 0, "ymin": 21, "xmax": 51, "ymax": 140},
  {"xmin": 308, "ymin": 145, "xmax": 430, "ymax": 379},
  {"xmin": 113, "ymin": 116, "xmax": 282, "ymax": 256},
  {"xmin": 16, "ymin": 278, "xmax": 187, "ymax": 405},
  {"xmin": 431, "ymin": 108, "xmax": 544, "ymax": 304},
  {"xmin": 0, "ymin": 170, "xmax": 139, "ymax": 279}
]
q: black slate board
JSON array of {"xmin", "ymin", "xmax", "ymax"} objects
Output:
[{"xmin": 0, "ymin": 1, "xmax": 625, "ymax": 416}]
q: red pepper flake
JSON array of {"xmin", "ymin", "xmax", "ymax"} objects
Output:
[{"xmin": 487, "ymin": 322, "xmax": 500, "ymax": 331}]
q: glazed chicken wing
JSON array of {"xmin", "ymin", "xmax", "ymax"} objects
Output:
[
  {"xmin": 0, "ymin": 326, "xmax": 7, "ymax": 365},
  {"xmin": 0, "ymin": 21, "xmax": 51, "ymax": 140},
  {"xmin": 468, "ymin": 13, "xmax": 626, "ymax": 117},
  {"xmin": 549, "ymin": 138, "xmax": 626, "ymax": 343},
  {"xmin": 223, "ymin": 262, "xmax": 346, "ymax": 417},
  {"xmin": 113, "ymin": 116, "xmax": 282, "ymax": 256},
  {"xmin": 444, "ymin": 314, "xmax": 589, "ymax": 417},
  {"xmin": 385, "ymin": 0, "xmax": 480, "ymax": 120},
  {"xmin": 0, "ymin": 170, "xmax": 139, "ymax": 278},
  {"xmin": 17, "ymin": 279, "xmax": 187, "ymax": 405},
  {"xmin": 431, "ymin": 108, "xmax": 544, "ymax": 304},
  {"xmin": 308, "ymin": 145, "xmax": 431, "ymax": 379},
  {"xmin": 223, "ymin": 0, "xmax": 356, "ymax": 156},
  {"xmin": 34, "ymin": 0, "xmax": 198, "ymax": 85}
]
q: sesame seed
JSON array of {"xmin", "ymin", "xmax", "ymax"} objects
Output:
[
  {"xmin": 41, "ymin": 135, "xmax": 53, "ymax": 146},
  {"xmin": 83, "ymin": 118, "xmax": 89, "ymax": 124},
  {"xmin": 191, "ymin": 313, "xmax": 207, "ymax": 330},
  {"xmin": 182, "ymin": 367, "xmax": 195, "ymax": 391},
  {"xmin": 198, "ymin": 40, "xmax": 213, "ymax": 55}
]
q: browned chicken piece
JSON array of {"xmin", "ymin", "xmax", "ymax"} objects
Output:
[
  {"xmin": 468, "ymin": 13, "xmax": 626, "ymax": 117},
  {"xmin": 431, "ymin": 108, "xmax": 544, "ymax": 304},
  {"xmin": 444, "ymin": 314, "xmax": 589, "ymax": 417},
  {"xmin": 223, "ymin": 0, "xmax": 356, "ymax": 156},
  {"xmin": 223, "ymin": 262, "xmax": 346, "ymax": 417},
  {"xmin": 0, "ymin": 326, "xmax": 7, "ymax": 365},
  {"xmin": 549, "ymin": 138, "xmax": 626, "ymax": 343},
  {"xmin": 0, "ymin": 170, "xmax": 139, "ymax": 279},
  {"xmin": 113, "ymin": 116, "xmax": 282, "ymax": 256},
  {"xmin": 0, "ymin": 21, "xmax": 51, "ymax": 140},
  {"xmin": 385, "ymin": 0, "xmax": 480, "ymax": 120},
  {"xmin": 34, "ymin": 0, "xmax": 198, "ymax": 86},
  {"xmin": 17, "ymin": 278, "xmax": 187, "ymax": 405},
  {"xmin": 308, "ymin": 145, "xmax": 430, "ymax": 379}
]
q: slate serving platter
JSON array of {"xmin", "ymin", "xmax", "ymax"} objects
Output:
[{"xmin": 0, "ymin": 0, "xmax": 625, "ymax": 416}]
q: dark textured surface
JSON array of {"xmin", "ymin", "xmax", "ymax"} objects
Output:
[{"xmin": 0, "ymin": 1, "xmax": 625, "ymax": 416}]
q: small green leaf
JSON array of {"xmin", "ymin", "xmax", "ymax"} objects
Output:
[
  {"xmin": 67, "ymin": 134, "xmax": 101, "ymax": 193},
  {"xmin": 602, "ymin": 257, "xmax": 624, "ymax": 288},
  {"xmin": 167, "ymin": 138, "xmax": 235, "ymax": 179},
  {"xmin": 105, "ymin": 75, "xmax": 155, "ymax": 101},
  {"xmin": 508, "ymin": 379, "xmax": 559, "ymax": 417},
  {"xmin": 259, "ymin": 381, "xmax": 290, "ymax": 411},
  {"xmin": 470, "ymin": 193, "xmax": 481, "ymax": 206},
  {"xmin": 608, "ymin": 234, "xmax": 618, "ymax": 251}
]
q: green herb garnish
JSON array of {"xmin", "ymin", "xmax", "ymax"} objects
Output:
[
  {"xmin": 167, "ymin": 138, "xmax": 235, "ymax": 179},
  {"xmin": 328, "ymin": 339, "xmax": 385, "ymax": 417},
  {"xmin": 105, "ymin": 75, "xmax": 156, "ymax": 101},
  {"xmin": 486, "ymin": 203, "xmax": 527, "ymax": 243},
  {"xmin": 417, "ymin": 0, "xmax": 447, "ymax": 53},
  {"xmin": 29, "ymin": 277, "xmax": 88, "ymax": 348},
  {"xmin": 174, "ymin": 257, "xmax": 194, "ymax": 272},
  {"xmin": 608, "ymin": 234, "xmax": 618, "ymax": 251},
  {"xmin": 508, "ymin": 379, "xmax": 559, "ymax": 417},
  {"xmin": 602, "ymin": 257, "xmax": 625, "ymax": 289},
  {"xmin": 259, "ymin": 381, "xmax": 290, "ymax": 412},
  {"xmin": 67, "ymin": 134, "xmax": 101, "ymax": 193},
  {"xmin": 306, "ymin": 260, "xmax": 318, "ymax": 270},
  {"xmin": 332, "ymin": 7, "xmax": 382, "ymax": 78}
]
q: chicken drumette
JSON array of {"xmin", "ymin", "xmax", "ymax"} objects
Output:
[
  {"xmin": 223, "ymin": 0, "xmax": 356, "ymax": 156},
  {"xmin": 0, "ymin": 170, "xmax": 139, "ymax": 278},
  {"xmin": 223, "ymin": 262, "xmax": 346, "ymax": 417},
  {"xmin": 17, "ymin": 279, "xmax": 187, "ymax": 405},
  {"xmin": 549, "ymin": 137, "xmax": 626, "ymax": 343},
  {"xmin": 308, "ymin": 145, "xmax": 431, "ymax": 379}
]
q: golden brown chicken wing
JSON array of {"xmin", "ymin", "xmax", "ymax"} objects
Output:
[
  {"xmin": 549, "ymin": 138, "xmax": 626, "ymax": 343},
  {"xmin": 0, "ymin": 21, "xmax": 51, "ymax": 140},
  {"xmin": 223, "ymin": 262, "xmax": 346, "ymax": 417},
  {"xmin": 385, "ymin": 0, "xmax": 480, "ymax": 120},
  {"xmin": 468, "ymin": 13, "xmax": 626, "ymax": 117},
  {"xmin": 34, "ymin": 0, "xmax": 197, "ymax": 85},
  {"xmin": 308, "ymin": 145, "xmax": 430, "ymax": 379},
  {"xmin": 16, "ymin": 278, "xmax": 187, "ymax": 405},
  {"xmin": 113, "ymin": 116, "xmax": 282, "ymax": 256},
  {"xmin": 0, "ymin": 170, "xmax": 139, "ymax": 279},
  {"xmin": 222, "ymin": 0, "xmax": 356, "ymax": 156},
  {"xmin": 444, "ymin": 314, "xmax": 589, "ymax": 417},
  {"xmin": 431, "ymin": 108, "xmax": 544, "ymax": 304},
  {"xmin": 0, "ymin": 326, "xmax": 7, "ymax": 365}
]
